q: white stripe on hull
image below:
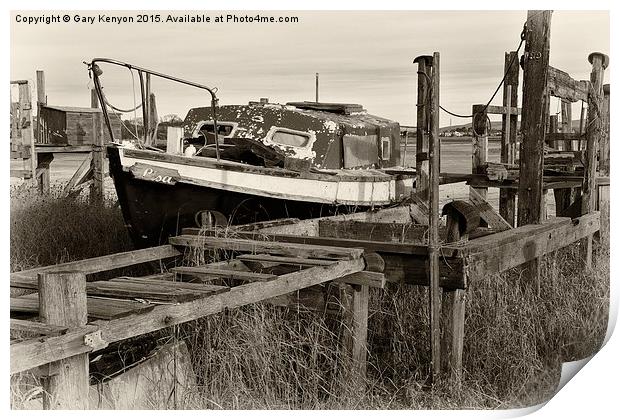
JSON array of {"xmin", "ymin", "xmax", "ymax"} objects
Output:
[{"xmin": 119, "ymin": 149, "xmax": 399, "ymax": 205}]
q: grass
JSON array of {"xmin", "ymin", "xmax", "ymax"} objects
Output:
[{"xmin": 9, "ymin": 184, "xmax": 609, "ymax": 409}]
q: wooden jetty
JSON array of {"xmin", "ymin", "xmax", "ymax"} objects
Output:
[
  {"xmin": 10, "ymin": 71, "xmax": 121, "ymax": 202},
  {"xmin": 10, "ymin": 9, "xmax": 609, "ymax": 409}
]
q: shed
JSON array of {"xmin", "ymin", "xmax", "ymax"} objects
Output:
[{"xmin": 37, "ymin": 105, "xmax": 121, "ymax": 145}]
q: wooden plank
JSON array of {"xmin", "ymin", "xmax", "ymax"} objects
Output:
[
  {"xmin": 235, "ymin": 218, "xmax": 301, "ymax": 232},
  {"xmin": 236, "ymin": 254, "xmax": 335, "ymax": 267},
  {"xmin": 171, "ymin": 266, "xmax": 276, "ymax": 282},
  {"xmin": 10, "ymin": 325, "xmax": 100, "ymax": 375},
  {"xmin": 168, "ymin": 235, "xmax": 365, "ymax": 260},
  {"xmin": 480, "ymin": 104, "xmax": 520, "ymax": 115},
  {"xmin": 547, "ymin": 66, "xmax": 589, "ymax": 102},
  {"xmin": 10, "ymin": 245, "xmax": 181, "ymax": 289},
  {"xmin": 468, "ymin": 188, "xmax": 512, "ymax": 231},
  {"xmin": 92, "ymin": 258, "xmax": 366, "ymax": 345},
  {"xmin": 61, "ymin": 152, "xmax": 93, "ymax": 197},
  {"xmin": 11, "ymin": 293, "xmax": 154, "ymax": 320},
  {"xmin": 246, "ymin": 204, "xmax": 415, "ymax": 236},
  {"xmin": 333, "ymin": 271, "xmax": 385, "ymax": 288},
  {"xmin": 428, "ymin": 51, "xmax": 442, "ymax": 383},
  {"xmin": 463, "ymin": 213, "xmax": 599, "ymax": 280},
  {"xmin": 581, "ymin": 53, "xmax": 608, "ymax": 267},
  {"xmin": 380, "ymin": 254, "xmax": 465, "ymax": 288},
  {"xmin": 408, "ymin": 192, "xmax": 430, "ymax": 225},
  {"xmin": 86, "ymin": 280, "xmax": 228, "ymax": 302},
  {"xmin": 180, "ymin": 228, "xmax": 429, "ymax": 256},
  {"xmin": 443, "ymin": 216, "xmax": 570, "ymax": 256},
  {"xmin": 39, "ymin": 271, "xmax": 89, "ymax": 409},
  {"xmin": 110, "ymin": 276, "xmax": 229, "ymax": 292},
  {"xmin": 34, "ymin": 145, "xmax": 94, "ymax": 153},
  {"xmin": 318, "ymin": 220, "xmax": 428, "ymax": 243},
  {"xmin": 10, "ymin": 319, "xmax": 68, "ymax": 337}
]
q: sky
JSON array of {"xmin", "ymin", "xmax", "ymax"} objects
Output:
[{"xmin": 10, "ymin": 10, "xmax": 610, "ymax": 128}]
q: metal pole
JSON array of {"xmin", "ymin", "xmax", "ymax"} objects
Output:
[{"xmin": 315, "ymin": 73, "xmax": 319, "ymax": 103}]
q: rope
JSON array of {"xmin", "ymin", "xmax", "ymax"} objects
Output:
[{"xmin": 437, "ymin": 15, "xmax": 534, "ymax": 121}]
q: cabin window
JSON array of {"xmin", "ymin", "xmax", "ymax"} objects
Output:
[
  {"xmin": 381, "ymin": 137, "xmax": 391, "ymax": 161},
  {"xmin": 268, "ymin": 128, "xmax": 311, "ymax": 148},
  {"xmin": 193, "ymin": 120, "xmax": 238, "ymax": 143},
  {"xmin": 342, "ymin": 134, "xmax": 379, "ymax": 168}
]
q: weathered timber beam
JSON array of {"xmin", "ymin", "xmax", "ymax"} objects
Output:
[
  {"xmin": 10, "ymin": 319, "xmax": 69, "ymax": 337},
  {"xmin": 442, "ymin": 216, "xmax": 570, "ymax": 256},
  {"xmin": 462, "ymin": 213, "xmax": 599, "ymax": 280},
  {"xmin": 317, "ymin": 220, "xmax": 429, "ymax": 242},
  {"xmin": 11, "ymin": 245, "xmax": 182, "ymax": 289},
  {"xmin": 169, "ymin": 235, "xmax": 364, "ymax": 259},
  {"xmin": 383, "ymin": 254, "xmax": 465, "ymax": 289},
  {"xmin": 334, "ymin": 271, "xmax": 386, "ymax": 288},
  {"xmin": 34, "ymin": 145, "xmax": 95, "ymax": 153},
  {"xmin": 547, "ymin": 66, "xmax": 589, "ymax": 102},
  {"xmin": 10, "ymin": 325, "xmax": 102, "ymax": 375},
  {"xmin": 91, "ymin": 258, "xmax": 366, "ymax": 345},
  {"xmin": 468, "ymin": 188, "xmax": 512, "ymax": 231},
  {"xmin": 546, "ymin": 132, "xmax": 582, "ymax": 143},
  {"xmin": 176, "ymin": 230, "xmax": 429, "ymax": 256},
  {"xmin": 472, "ymin": 104, "xmax": 520, "ymax": 116}
]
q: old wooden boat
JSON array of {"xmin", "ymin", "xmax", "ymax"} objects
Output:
[{"xmin": 90, "ymin": 59, "xmax": 414, "ymax": 247}]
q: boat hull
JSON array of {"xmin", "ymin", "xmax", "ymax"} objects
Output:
[{"xmin": 107, "ymin": 147, "xmax": 374, "ymax": 247}]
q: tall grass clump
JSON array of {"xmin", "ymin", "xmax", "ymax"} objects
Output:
[{"xmin": 10, "ymin": 182, "xmax": 132, "ymax": 271}]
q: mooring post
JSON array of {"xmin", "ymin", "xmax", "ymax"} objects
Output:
[
  {"xmin": 599, "ymin": 84, "xmax": 610, "ymax": 246},
  {"xmin": 471, "ymin": 104, "xmax": 488, "ymax": 200},
  {"xmin": 90, "ymin": 110, "xmax": 105, "ymax": 204},
  {"xmin": 350, "ymin": 284, "xmax": 369, "ymax": 378},
  {"xmin": 35, "ymin": 70, "xmax": 49, "ymax": 193},
  {"xmin": 428, "ymin": 51, "xmax": 442, "ymax": 384},
  {"xmin": 581, "ymin": 52, "xmax": 608, "ymax": 267},
  {"xmin": 39, "ymin": 271, "xmax": 89, "ymax": 409},
  {"xmin": 413, "ymin": 55, "xmax": 432, "ymax": 201},
  {"xmin": 500, "ymin": 51, "xmax": 519, "ymax": 226},
  {"xmin": 440, "ymin": 210, "xmax": 466, "ymax": 388},
  {"xmin": 554, "ymin": 99, "xmax": 575, "ymax": 215},
  {"xmin": 517, "ymin": 10, "xmax": 552, "ymax": 292}
]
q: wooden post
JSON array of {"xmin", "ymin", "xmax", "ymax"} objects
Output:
[
  {"xmin": 561, "ymin": 99, "xmax": 572, "ymax": 134},
  {"xmin": 517, "ymin": 10, "xmax": 552, "ymax": 292},
  {"xmin": 39, "ymin": 271, "xmax": 89, "ymax": 409},
  {"xmin": 349, "ymin": 284, "xmax": 369, "ymax": 378},
  {"xmin": 90, "ymin": 111, "xmax": 105, "ymax": 203},
  {"xmin": 91, "ymin": 88, "xmax": 99, "ymax": 109},
  {"xmin": 500, "ymin": 51, "xmax": 519, "ymax": 226},
  {"xmin": 599, "ymin": 84, "xmax": 610, "ymax": 246},
  {"xmin": 578, "ymin": 103, "xmax": 586, "ymax": 151},
  {"xmin": 581, "ymin": 52, "xmax": 608, "ymax": 266},
  {"xmin": 440, "ymin": 211, "xmax": 466, "ymax": 388},
  {"xmin": 599, "ymin": 84, "xmax": 610, "ymax": 176},
  {"xmin": 414, "ymin": 55, "xmax": 432, "ymax": 201},
  {"xmin": 428, "ymin": 52, "xmax": 442, "ymax": 383},
  {"xmin": 35, "ymin": 70, "xmax": 46, "ymax": 188},
  {"xmin": 549, "ymin": 115, "xmax": 558, "ymax": 140},
  {"xmin": 471, "ymin": 104, "xmax": 488, "ymax": 200}
]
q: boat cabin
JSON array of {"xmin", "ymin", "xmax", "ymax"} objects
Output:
[{"xmin": 182, "ymin": 101, "xmax": 401, "ymax": 170}]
